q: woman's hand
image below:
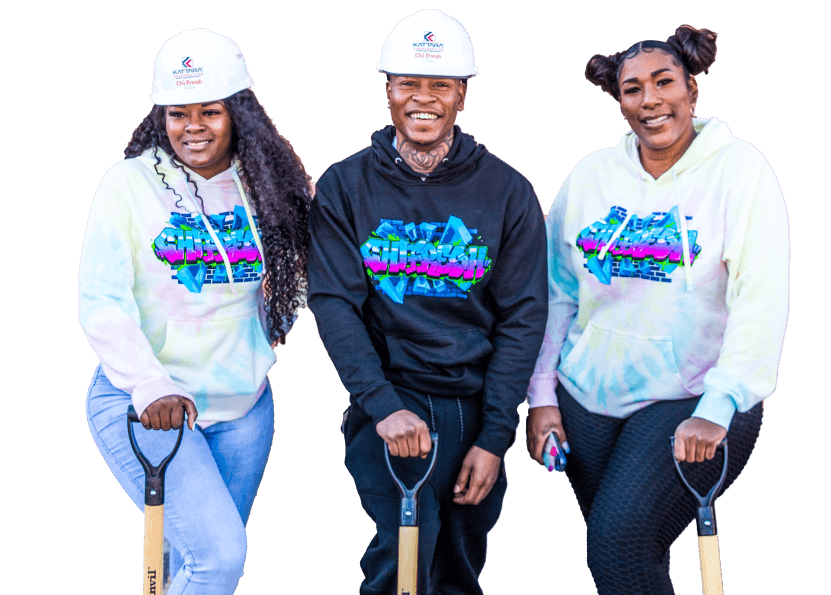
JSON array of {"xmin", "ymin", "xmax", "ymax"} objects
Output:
[
  {"xmin": 673, "ymin": 417, "xmax": 727, "ymax": 463},
  {"xmin": 526, "ymin": 406, "xmax": 568, "ymax": 466},
  {"xmin": 140, "ymin": 395, "xmax": 197, "ymax": 431}
]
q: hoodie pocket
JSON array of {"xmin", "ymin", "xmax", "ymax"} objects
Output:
[
  {"xmin": 385, "ymin": 328, "xmax": 493, "ymax": 375},
  {"xmin": 559, "ymin": 322, "xmax": 687, "ymax": 403},
  {"xmin": 156, "ymin": 309, "xmax": 276, "ymax": 401}
]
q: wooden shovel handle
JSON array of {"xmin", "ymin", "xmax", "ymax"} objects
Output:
[
  {"xmin": 698, "ymin": 534, "xmax": 724, "ymax": 595},
  {"xmin": 143, "ymin": 504, "xmax": 164, "ymax": 595},
  {"xmin": 397, "ymin": 526, "xmax": 419, "ymax": 595}
]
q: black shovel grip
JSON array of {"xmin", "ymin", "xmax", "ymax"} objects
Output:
[
  {"xmin": 127, "ymin": 405, "xmax": 185, "ymax": 506},
  {"xmin": 385, "ymin": 433, "xmax": 439, "ymax": 527},
  {"xmin": 669, "ymin": 437, "xmax": 728, "ymax": 537}
]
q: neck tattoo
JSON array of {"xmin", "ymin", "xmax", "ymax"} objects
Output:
[{"xmin": 397, "ymin": 130, "xmax": 454, "ymax": 175}]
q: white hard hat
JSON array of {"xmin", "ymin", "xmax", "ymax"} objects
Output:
[
  {"xmin": 377, "ymin": 9, "xmax": 477, "ymax": 78},
  {"xmin": 150, "ymin": 29, "xmax": 253, "ymax": 105}
]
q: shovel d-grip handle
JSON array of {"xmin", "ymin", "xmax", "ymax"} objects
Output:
[
  {"xmin": 385, "ymin": 433, "xmax": 438, "ymax": 595},
  {"xmin": 670, "ymin": 437, "xmax": 728, "ymax": 595},
  {"xmin": 669, "ymin": 437, "xmax": 728, "ymax": 537},
  {"xmin": 127, "ymin": 405, "xmax": 185, "ymax": 506},
  {"xmin": 384, "ymin": 433, "xmax": 439, "ymax": 527}
]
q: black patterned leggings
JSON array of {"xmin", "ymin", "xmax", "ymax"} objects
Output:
[{"xmin": 556, "ymin": 384, "xmax": 763, "ymax": 595}]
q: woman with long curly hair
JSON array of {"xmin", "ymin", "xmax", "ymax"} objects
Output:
[
  {"xmin": 525, "ymin": 25, "xmax": 788, "ymax": 594},
  {"xmin": 79, "ymin": 29, "xmax": 310, "ymax": 594}
]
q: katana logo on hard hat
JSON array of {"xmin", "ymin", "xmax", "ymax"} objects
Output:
[
  {"xmin": 377, "ymin": 9, "xmax": 477, "ymax": 78},
  {"xmin": 173, "ymin": 57, "xmax": 203, "ymax": 85},
  {"xmin": 150, "ymin": 29, "xmax": 253, "ymax": 106}
]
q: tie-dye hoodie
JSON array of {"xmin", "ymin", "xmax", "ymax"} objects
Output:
[
  {"xmin": 79, "ymin": 148, "xmax": 276, "ymax": 422},
  {"xmin": 527, "ymin": 117, "xmax": 789, "ymax": 429}
]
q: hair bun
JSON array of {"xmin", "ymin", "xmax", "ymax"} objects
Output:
[
  {"xmin": 585, "ymin": 52, "xmax": 624, "ymax": 100},
  {"xmin": 668, "ymin": 25, "xmax": 717, "ymax": 75}
]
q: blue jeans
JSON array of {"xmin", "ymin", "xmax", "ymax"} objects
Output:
[{"xmin": 86, "ymin": 365, "xmax": 274, "ymax": 595}]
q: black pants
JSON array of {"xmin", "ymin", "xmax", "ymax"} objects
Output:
[
  {"xmin": 343, "ymin": 387, "xmax": 508, "ymax": 595},
  {"xmin": 557, "ymin": 384, "xmax": 763, "ymax": 595}
]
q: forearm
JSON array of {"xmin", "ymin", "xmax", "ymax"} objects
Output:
[
  {"xmin": 528, "ymin": 186, "xmax": 579, "ymax": 408},
  {"xmin": 309, "ymin": 295, "xmax": 405, "ymax": 422},
  {"xmin": 693, "ymin": 157, "xmax": 789, "ymax": 428},
  {"xmin": 477, "ymin": 194, "xmax": 548, "ymax": 457},
  {"xmin": 307, "ymin": 183, "xmax": 405, "ymax": 423},
  {"xmin": 79, "ymin": 177, "xmax": 191, "ymax": 416}
]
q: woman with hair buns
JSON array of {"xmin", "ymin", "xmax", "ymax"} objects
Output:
[
  {"xmin": 525, "ymin": 25, "xmax": 788, "ymax": 594},
  {"xmin": 80, "ymin": 29, "xmax": 311, "ymax": 594}
]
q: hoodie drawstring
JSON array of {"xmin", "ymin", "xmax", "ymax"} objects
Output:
[
  {"xmin": 427, "ymin": 395, "xmax": 436, "ymax": 432},
  {"xmin": 426, "ymin": 394, "xmax": 464, "ymax": 442},
  {"xmin": 456, "ymin": 397, "xmax": 464, "ymax": 442},
  {"xmin": 598, "ymin": 212, "xmax": 633, "ymax": 262},
  {"xmin": 178, "ymin": 166, "xmax": 264, "ymax": 294},
  {"xmin": 231, "ymin": 169, "xmax": 266, "ymax": 275},
  {"xmin": 181, "ymin": 178, "xmax": 237, "ymax": 293},
  {"xmin": 672, "ymin": 169, "xmax": 694, "ymax": 292}
]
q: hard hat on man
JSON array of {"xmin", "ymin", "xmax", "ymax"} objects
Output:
[{"xmin": 377, "ymin": 9, "xmax": 477, "ymax": 79}]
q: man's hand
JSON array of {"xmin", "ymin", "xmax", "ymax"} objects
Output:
[
  {"xmin": 376, "ymin": 410, "xmax": 432, "ymax": 458},
  {"xmin": 453, "ymin": 446, "xmax": 501, "ymax": 505},
  {"xmin": 140, "ymin": 395, "xmax": 197, "ymax": 431},
  {"xmin": 673, "ymin": 417, "xmax": 727, "ymax": 463}
]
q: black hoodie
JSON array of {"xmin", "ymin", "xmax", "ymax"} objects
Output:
[{"xmin": 308, "ymin": 125, "xmax": 547, "ymax": 457}]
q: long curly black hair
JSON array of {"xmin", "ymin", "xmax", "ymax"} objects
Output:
[
  {"xmin": 585, "ymin": 25, "xmax": 718, "ymax": 101},
  {"xmin": 124, "ymin": 89, "xmax": 311, "ymax": 345}
]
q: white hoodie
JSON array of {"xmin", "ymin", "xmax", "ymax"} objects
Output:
[
  {"xmin": 79, "ymin": 148, "xmax": 276, "ymax": 423},
  {"xmin": 528, "ymin": 118, "xmax": 789, "ymax": 429}
]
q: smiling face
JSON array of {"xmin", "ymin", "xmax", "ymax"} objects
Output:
[
  {"xmin": 618, "ymin": 50, "xmax": 698, "ymax": 170},
  {"xmin": 386, "ymin": 76, "xmax": 466, "ymax": 150},
  {"xmin": 165, "ymin": 101, "xmax": 233, "ymax": 179}
]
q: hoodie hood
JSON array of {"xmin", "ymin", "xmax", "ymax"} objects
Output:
[
  {"xmin": 618, "ymin": 117, "xmax": 736, "ymax": 182},
  {"xmin": 370, "ymin": 124, "xmax": 488, "ymax": 185},
  {"xmin": 137, "ymin": 147, "xmax": 242, "ymax": 185},
  {"xmin": 600, "ymin": 118, "xmax": 738, "ymax": 291}
]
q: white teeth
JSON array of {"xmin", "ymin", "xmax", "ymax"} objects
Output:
[
  {"xmin": 644, "ymin": 115, "xmax": 669, "ymax": 125},
  {"xmin": 187, "ymin": 140, "xmax": 210, "ymax": 146},
  {"xmin": 411, "ymin": 113, "xmax": 438, "ymax": 120}
]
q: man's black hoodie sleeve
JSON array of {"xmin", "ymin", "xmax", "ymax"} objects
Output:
[
  {"xmin": 307, "ymin": 172, "xmax": 407, "ymax": 424},
  {"xmin": 475, "ymin": 185, "xmax": 547, "ymax": 456}
]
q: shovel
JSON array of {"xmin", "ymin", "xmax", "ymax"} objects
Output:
[
  {"xmin": 670, "ymin": 437, "xmax": 728, "ymax": 595},
  {"xmin": 127, "ymin": 405, "xmax": 185, "ymax": 595},
  {"xmin": 384, "ymin": 433, "xmax": 439, "ymax": 595}
]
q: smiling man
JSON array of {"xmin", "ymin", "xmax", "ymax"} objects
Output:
[{"xmin": 307, "ymin": 10, "xmax": 547, "ymax": 594}]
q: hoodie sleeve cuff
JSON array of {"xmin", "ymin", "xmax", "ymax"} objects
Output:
[
  {"xmin": 473, "ymin": 423, "xmax": 516, "ymax": 459},
  {"xmin": 356, "ymin": 383, "xmax": 407, "ymax": 427},
  {"xmin": 692, "ymin": 390, "xmax": 737, "ymax": 430},
  {"xmin": 527, "ymin": 373, "xmax": 559, "ymax": 408},
  {"xmin": 131, "ymin": 378, "xmax": 195, "ymax": 418}
]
